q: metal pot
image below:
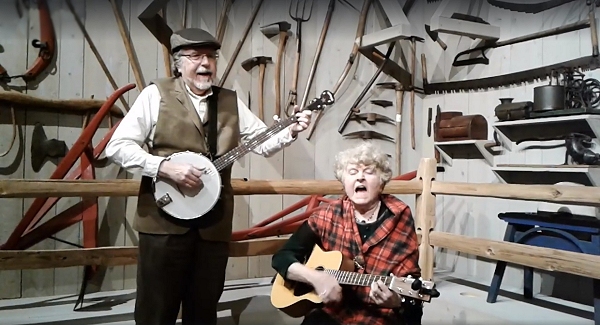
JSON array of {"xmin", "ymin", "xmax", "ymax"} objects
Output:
[{"xmin": 533, "ymin": 85, "xmax": 565, "ymax": 112}]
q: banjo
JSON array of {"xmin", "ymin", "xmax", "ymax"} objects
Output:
[{"xmin": 153, "ymin": 90, "xmax": 335, "ymax": 221}]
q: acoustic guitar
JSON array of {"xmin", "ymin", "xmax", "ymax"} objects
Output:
[
  {"xmin": 270, "ymin": 244, "xmax": 439, "ymax": 318},
  {"xmin": 152, "ymin": 90, "xmax": 334, "ymax": 221}
]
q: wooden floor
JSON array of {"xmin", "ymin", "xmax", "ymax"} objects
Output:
[{"xmin": 0, "ymin": 274, "xmax": 595, "ymax": 325}]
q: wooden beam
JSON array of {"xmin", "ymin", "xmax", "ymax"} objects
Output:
[
  {"xmin": 431, "ymin": 181, "xmax": 600, "ymax": 207},
  {"xmin": 357, "ymin": 24, "xmax": 414, "ymax": 48},
  {"xmin": 430, "ymin": 231, "xmax": 600, "ymax": 280},
  {"xmin": 0, "ymin": 179, "xmax": 423, "ymax": 198},
  {"xmin": 376, "ymin": 0, "xmax": 411, "ymax": 26},
  {"xmin": 0, "ymin": 238, "xmax": 289, "ymax": 270},
  {"xmin": 429, "ymin": 16, "xmax": 501, "ymax": 40}
]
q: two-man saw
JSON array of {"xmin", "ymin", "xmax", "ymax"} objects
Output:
[{"xmin": 425, "ymin": 55, "xmax": 600, "ymax": 94}]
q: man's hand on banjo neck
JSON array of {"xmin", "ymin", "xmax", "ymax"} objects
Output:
[{"xmin": 158, "ymin": 160, "xmax": 206, "ymax": 189}]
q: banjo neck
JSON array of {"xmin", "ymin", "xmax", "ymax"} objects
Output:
[{"xmin": 211, "ymin": 114, "xmax": 301, "ymax": 172}]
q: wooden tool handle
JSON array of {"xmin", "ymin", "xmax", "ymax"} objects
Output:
[
  {"xmin": 275, "ymin": 32, "xmax": 288, "ymax": 118},
  {"xmin": 396, "ymin": 88, "xmax": 405, "ymax": 174},
  {"xmin": 410, "ymin": 40, "xmax": 416, "ymax": 150},
  {"xmin": 258, "ymin": 64, "xmax": 265, "ymax": 122},
  {"xmin": 590, "ymin": 6, "xmax": 599, "ymax": 56},
  {"xmin": 421, "ymin": 53, "xmax": 428, "ymax": 85}
]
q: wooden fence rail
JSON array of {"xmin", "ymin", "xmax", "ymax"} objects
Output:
[{"xmin": 1, "ymin": 158, "xmax": 599, "ymax": 285}]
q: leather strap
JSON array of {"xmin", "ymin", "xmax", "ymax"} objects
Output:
[{"xmin": 206, "ymin": 87, "xmax": 219, "ymax": 160}]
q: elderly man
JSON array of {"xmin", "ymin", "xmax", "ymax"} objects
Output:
[
  {"xmin": 105, "ymin": 28, "xmax": 312, "ymax": 325},
  {"xmin": 271, "ymin": 142, "xmax": 423, "ymax": 325}
]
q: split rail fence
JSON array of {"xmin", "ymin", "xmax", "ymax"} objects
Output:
[{"xmin": 1, "ymin": 157, "xmax": 600, "ymax": 284}]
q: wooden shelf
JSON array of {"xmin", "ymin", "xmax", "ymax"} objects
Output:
[
  {"xmin": 434, "ymin": 140, "xmax": 499, "ymax": 166},
  {"xmin": 491, "ymin": 164, "xmax": 600, "ymax": 186},
  {"xmin": 492, "ymin": 114, "xmax": 600, "ymax": 150}
]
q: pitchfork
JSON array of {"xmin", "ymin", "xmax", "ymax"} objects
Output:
[{"xmin": 285, "ymin": 0, "xmax": 314, "ymax": 117}]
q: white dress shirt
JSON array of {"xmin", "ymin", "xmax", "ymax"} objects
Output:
[{"xmin": 105, "ymin": 83, "xmax": 296, "ymax": 178}]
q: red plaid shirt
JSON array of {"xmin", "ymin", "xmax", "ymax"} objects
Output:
[{"xmin": 307, "ymin": 194, "xmax": 420, "ymax": 325}]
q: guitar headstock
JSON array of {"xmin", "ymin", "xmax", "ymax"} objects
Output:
[
  {"xmin": 389, "ymin": 275, "xmax": 439, "ymax": 303},
  {"xmin": 303, "ymin": 90, "xmax": 335, "ymax": 112}
]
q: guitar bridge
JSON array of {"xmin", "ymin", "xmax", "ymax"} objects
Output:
[{"xmin": 156, "ymin": 193, "xmax": 172, "ymax": 208}]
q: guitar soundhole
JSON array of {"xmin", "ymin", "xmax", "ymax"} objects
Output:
[{"xmin": 292, "ymin": 266, "xmax": 325, "ymax": 297}]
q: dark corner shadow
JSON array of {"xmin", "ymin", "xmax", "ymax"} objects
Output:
[{"xmin": 445, "ymin": 276, "xmax": 594, "ymax": 321}]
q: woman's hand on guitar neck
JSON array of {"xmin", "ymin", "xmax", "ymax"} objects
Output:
[
  {"xmin": 312, "ymin": 272, "xmax": 342, "ymax": 304},
  {"xmin": 158, "ymin": 160, "xmax": 205, "ymax": 189}
]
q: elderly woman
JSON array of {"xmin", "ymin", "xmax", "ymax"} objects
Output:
[{"xmin": 271, "ymin": 142, "xmax": 423, "ymax": 325}]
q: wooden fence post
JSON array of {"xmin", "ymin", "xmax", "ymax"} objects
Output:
[{"xmin": 414, "ymin": 158, "xmax": 437, "ymax": 280}]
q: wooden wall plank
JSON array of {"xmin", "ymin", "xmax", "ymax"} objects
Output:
[
  {"xmin": 0, "ymin": 0, "xmax": 29, "ymax": 299},
  {"xmin": 81, "ymin": 0, "xmax": 129, "ymax": 294},
  {"xmin": 20, "ymin": 0, "xmax": 63, "ymax": 298},
  {"xmin": 53, "ymin": 0, "xmax": 85, "ymax": 296},
  {"xmin": 2, "ymin": 0, "xmax": 594, "ymax": 301}
]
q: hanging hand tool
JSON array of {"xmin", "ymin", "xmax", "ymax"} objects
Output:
[
  {"xmin": 31, "ymin": 122, "xmax": 68, "ymax": 173},
  {"xmin": 110, "ymin": 0, "xmax": 145, "ymax": 89},
  {"xmin": 261, "ymin": 21, "xmax": 291, "ymax": 118},
  {"xmin": 299, "ymin": 0, "xmax": 335, "ymax": 109},
  {"xmin": 343, "ymin": 130, "xmax": 395, "ymax": 143},
  {"xmin": 371, "ymin": 99, "xmax": 393, "ymax": 108},
  {"xmin": 425, "ymin": 24, "xmax": 447, "ymax": 50},
  {"xmin": 305, "ymin": 0, "xmax": 372, "ymax": 140},
  {"xmin": 218, "ymin": 0, "xmax": 265, "ymax": 87},
  {"xmin": 408, "ymin": 36, "xmax": 423, "ymax": 150},
  {"xmin": 66, "ymin": 0, "xmax": 129, "ymax": 111},
  {"xmin": 377, "ymin": 82, "xmax": 404, "ymax": 173},
  {"xmin": 0, "ymin": 0, "xmax": 55, "ymax": 84},
  {"xmin": 338, "ymin": 42, "xmax": 396, "ymax": 134},
  {"xmin": 242, "ymin": 56, "xmax": 272, "ymax": 121},
  {"xmin": 453, "ymin": 15, "xmax": 592, "ymax": 67},
  {"xmin": 351, "ymin": 112, "xmax": 396, "ymax": 125},
  {"xmin": 216, "ymin": 0, "xmax": 234, "ymax": 43},
  {"xmin": 285, "ymin": 0, "xmax": 314, "ymax": 117}
]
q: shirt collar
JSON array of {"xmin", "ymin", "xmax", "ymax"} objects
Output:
[{"xmin": 184, "ymin": 83, "xmax": 213, "ymax": 101}]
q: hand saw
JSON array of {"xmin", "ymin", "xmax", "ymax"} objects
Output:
[{"xmin": 426, "ymin": 55, "xmax": 600, "ymax": 94}]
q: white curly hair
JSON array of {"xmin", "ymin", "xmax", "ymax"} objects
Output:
[{"xmin": 333, "ymin": 142, "xmax": 393, "ymax": 185}]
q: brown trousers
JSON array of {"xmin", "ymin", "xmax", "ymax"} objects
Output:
[{"xmin": 134, "ymin": 230, "xmax": 229, "ymax": 325}]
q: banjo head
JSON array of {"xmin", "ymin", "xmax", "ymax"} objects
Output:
[{"xmin": 153, "ymin": 151, "xmax": 222, "ymax": 221}]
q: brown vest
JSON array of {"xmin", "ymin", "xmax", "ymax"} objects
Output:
[{"xmin": 133, "ymin": 77, "xmax": 240, "ymax": 242}]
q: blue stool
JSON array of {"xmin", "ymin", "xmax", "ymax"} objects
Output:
[{"xmin": 487, "ymin": 211, "xmax": 600, "ymax": 324}]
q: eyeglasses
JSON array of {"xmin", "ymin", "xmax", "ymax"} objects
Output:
[{"xmin": 180, "ymin": 53, "xmax": 219, "ymax": 62}]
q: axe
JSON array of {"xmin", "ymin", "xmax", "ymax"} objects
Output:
[
  {"xmin": 425, "ymin": 24, "xmax": 447, "ymax": 50},
  {"xmin": 261, "ymin": 21, "xmax": 291, "ymax": 118},
  {"xmin": 242, "ymin": 56, "xmax": 272, "ymax": 121}
]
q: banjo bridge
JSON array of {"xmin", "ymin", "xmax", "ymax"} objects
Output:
[{"xmin": 156, "ymin": 193, "xmax": 173, "ymax": 208}]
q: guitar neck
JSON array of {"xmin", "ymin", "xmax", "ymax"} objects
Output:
[
  {"xmin": 324, "ymin": 269, "xmax": 391, "ymax": 287},
  {"xmin": 212, "ymin": 115, "xmax": 298, "ymax": 171}
]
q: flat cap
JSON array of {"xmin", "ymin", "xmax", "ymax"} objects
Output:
[{"xmin": 170, "ymin": 28, "xmax": 221, "ymax": 53}]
